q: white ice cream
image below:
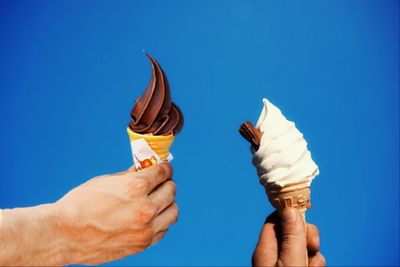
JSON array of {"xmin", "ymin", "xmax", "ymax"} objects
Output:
[{"xmin": 252, "ymin": 98, "xmax": 319, "ymax": 188}]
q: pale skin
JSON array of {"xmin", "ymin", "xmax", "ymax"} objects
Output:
[
  {"xmin": 0, "ymin": 163, "xmax": 178, "ymax": 266},
  {"xmin": 252, "ymin": 208, "xmax": 326, "ymax": 267}
]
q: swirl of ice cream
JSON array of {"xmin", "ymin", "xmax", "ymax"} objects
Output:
[
  {"xmin": 129, "ymin": 53, "xmax": 183, "ymax": 136},
  {"xmin": 252, "ymin": 98, "xmax": 319, "ymax": 188}
]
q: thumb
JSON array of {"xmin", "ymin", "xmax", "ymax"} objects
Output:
[{"xmin": 278, "ymin": 208, "xmax": 307, "ymax": 266}]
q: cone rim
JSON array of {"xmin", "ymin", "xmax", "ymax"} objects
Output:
[{"xmin": 127, "ymin": 127, "xmax": 174, "ymax": 140}]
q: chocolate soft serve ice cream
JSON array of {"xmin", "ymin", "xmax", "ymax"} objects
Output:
[
  {"xmin": 127, "ymin": 54, "xmax": 184, "ymax": 169},
  {"xmin": 129, "ymin": 54, "xmax": 183, "ymax": 135}
]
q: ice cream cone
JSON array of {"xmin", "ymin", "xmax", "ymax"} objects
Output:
[
  {"xmin": 127, "ymin": 127, "xmax": 174, "ymax": 160},
  {"xmin": 266, "ymin": 182, "xmax": 310, "ymax": 222},
  {"xmin": 240, "ymin": 99, "xmax": 316, "ymax": 265}
]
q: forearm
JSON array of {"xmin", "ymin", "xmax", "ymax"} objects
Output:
[{"xmin": 0, "ymin": 204, "xmax": 69, "ymax": 266}]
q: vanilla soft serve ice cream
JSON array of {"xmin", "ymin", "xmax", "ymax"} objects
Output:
[{"xmin": 252, "ymin": 98, "xmax": 319, "ymax": 188}]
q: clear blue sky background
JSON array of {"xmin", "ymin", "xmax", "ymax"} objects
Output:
[{"xmin": 0, "ymin": 1, "xmax": 398, "ymax": 266}]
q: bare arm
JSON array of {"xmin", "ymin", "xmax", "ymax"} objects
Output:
[
  {"xmin": 0, "ymin": 163, "xmax": 178, "ymax": 266},
  {"xmin": 0, "ymin": 204, "xmax": 66, "ymax": 265}
]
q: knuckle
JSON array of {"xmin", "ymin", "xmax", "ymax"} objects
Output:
[
  {"xmin": 168, "ymin": 181, "xmax": 177, "ymax": 196},
  {"xmin": 281, "ymin": 233, "xmax": 306, "ymax": 246},
  {"xmin": 139, "ymin": 203, "xmax": 157, "ymax": 224},
  {"xmin": 139, "ymin": 227, "xmax": 153, "ymax": 246},
  {"xmin": 130, "ymin": 226, "xmax": 153, "ymax": 249},
  {"xmin": 130, "ymin": 178, "xmax": 149, "ymax": 194},
  {"xmin": 156, "ymin": 165, "xmax": 167, "ymax": 178},
  {"xmin": 159, "ymin": 163, "xmax": 173, "ymax": 178}
]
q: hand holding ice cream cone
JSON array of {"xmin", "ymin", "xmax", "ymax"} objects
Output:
[{"xmin": 240, "ymin": 98, "xmax": 320, "ymax": 266}]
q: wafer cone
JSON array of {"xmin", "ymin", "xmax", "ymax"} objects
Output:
[
  {"xmin": 127, "ymin": 127, "xmax": 174, "ymax": 160},
  {"xmin": 266, "ymin": 182, "xmax": 310, "ymax": 222}
]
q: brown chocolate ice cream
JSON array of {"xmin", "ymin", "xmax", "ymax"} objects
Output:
[{"xmin": 129, "ymin": 54, "xmax": 183, "ymax": 136}]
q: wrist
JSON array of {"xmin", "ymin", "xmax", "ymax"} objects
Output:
[
  {"xmin": 25, "ymin": 203, "xmax": 71, "ymax": 266},
  {"xmin": 0, "ymin": 204, "xmax": 71, "ymax": 266},
  {"xmin": 51, "ymin": 202, "xmax": 75, "ymax": 265},
  {"xmin": 52, "ymin": 201, "xmax": 89, "ymax": 265},
  {"xmin": 43, "ymin": 203, "xmax": 72, "ymax": 265}
]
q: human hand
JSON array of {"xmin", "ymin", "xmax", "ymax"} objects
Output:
[
  {"xmin": 55, "ymin": 163, "xmax": 178, "ymax": 265},
  {"xmin": 252, "ymin": 208, "xmax": 326, "ymax": 267}
]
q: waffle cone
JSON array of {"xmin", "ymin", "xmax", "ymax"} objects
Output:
[
  {"xmin": 127, "ymin": 127, "xmax": 174, "ymax": 160},
  {"xmin": 266, "ymin": 183, "xmax": 310, "ymax": 222}
]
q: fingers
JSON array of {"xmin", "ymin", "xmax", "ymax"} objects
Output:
[
  {"xmin": 138, "ymin": 163, "xmax": 173, "ymax": 193},
  {"xmin": 151, "ymin": 229, "xmax": 168, "ymax": 245},
  {"xmin": 307, "ymin": 223, "xmax": 320, "ymax": 253},
  {"xmin": 252, "ymin": 212, "xmax": 279, "ymax": 267},
  {"xmin": 307, "ymin": 224, "xmax": 323, "ymax": 266},
  {"xmin": 148, "ymin": 180, "xmax": 176, "ymax": 214},
  {"xmin": 124, "ymin": 163, "xmax": 172, "ymax": 194},
  {"xmin": 309, "ymin": 252, "xmax": 326, "ymax": 267},
  {"xmin": 152, "ymin": 203, "xmax": 179, "ymax": 233},
  {"xmin": 278, "ymin": 208, "xmax": 308, "ymax": 266}
]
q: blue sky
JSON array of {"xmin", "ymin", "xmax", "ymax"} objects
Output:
[{"xmin": 0, "ymin": 1, "xmax": 399, "ymax": 266}]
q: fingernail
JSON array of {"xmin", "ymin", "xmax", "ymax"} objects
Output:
[{"xmin": 280, "ymin": 208, "xmax": 297, "ymax": 223}]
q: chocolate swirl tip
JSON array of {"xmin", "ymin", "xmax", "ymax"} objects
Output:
[{"xmin": 129, "ymin": 54, "xmax": 183, "ymax": 136}]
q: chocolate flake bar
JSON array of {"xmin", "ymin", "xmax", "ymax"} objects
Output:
[{"xmin": 239, "ymin": 121, "xmax": 262, "ymax": 150}]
